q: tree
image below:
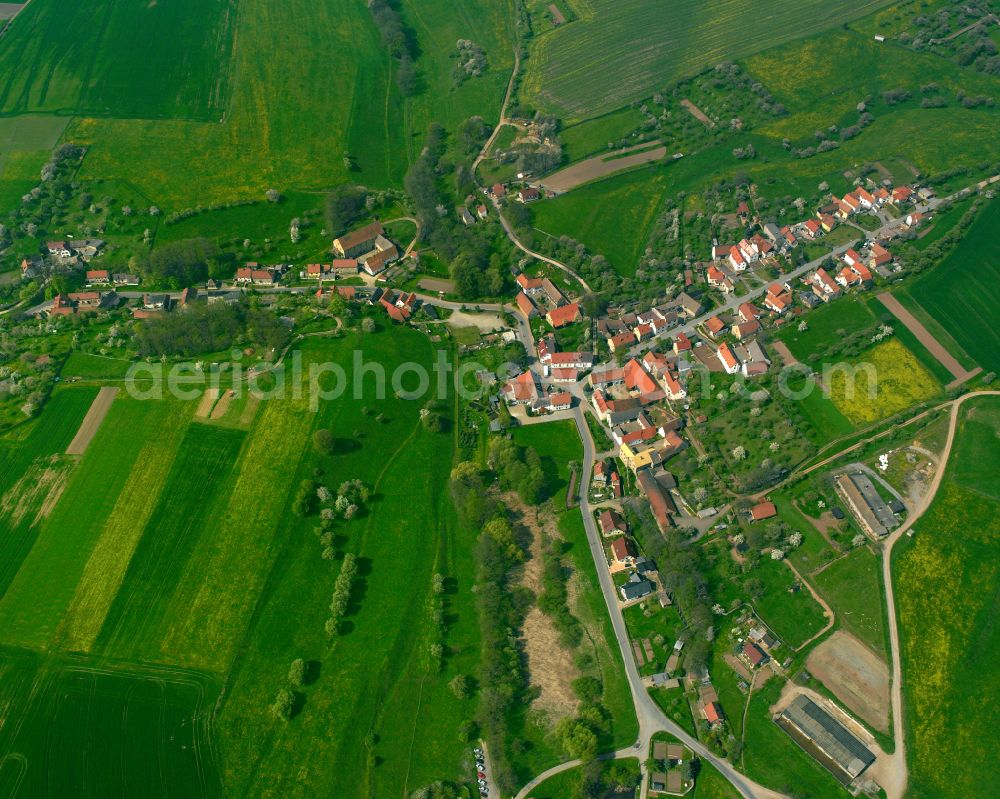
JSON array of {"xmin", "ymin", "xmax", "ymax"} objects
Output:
[
  {"xmin": 288, "ymin": 658, "xmax": 307, "ymax": 688},
  {"xmin": 555, "ymin": 718, "xmax": 598, "ymax": 762},
  {"xmin": 270, "ymin": 688, "xmax": 295, "ymax": 721},
  {"xmin": 266, "ymin": 189, "xmax": 281, "ymax": 203},
  {"xmin": 361, "ymin": 317, "xmax": 376, "ymax": 333},
  {"xmin": 313, "ymin": 428, "xmax": 336, "ymax": 456},
  {"xmin": 449, "ymin": 674, "xmax": 472, "ymax": 700}
]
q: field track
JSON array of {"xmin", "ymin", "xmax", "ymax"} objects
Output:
[
  {"xmin": 876, "ymin": 293, "xmax": 981, "ymax": 386},
  {"xmin": 65, "ymin": 387, "xmax": 117, "ymax": 455},
  {"xmin": 539, "ymin": 143, "xmax": 666, "ymax": 192}
]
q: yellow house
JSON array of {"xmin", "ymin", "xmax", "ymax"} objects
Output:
[{"xmin": 620, "ymin": 441, "xmax": 657, "ymax": 472}]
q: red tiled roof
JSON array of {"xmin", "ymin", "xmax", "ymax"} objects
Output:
[
  {"xmin": 546, "ymin": 302, "xmax": 581, "ymax": 328},
  {"xmin": 750, "ymin": 501, "xmax": 777, "ymax": 521}
]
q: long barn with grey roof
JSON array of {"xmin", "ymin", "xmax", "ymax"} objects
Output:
[{"xmin": 777, "ymin": 695, "xmax": 875, "ymax": 784}]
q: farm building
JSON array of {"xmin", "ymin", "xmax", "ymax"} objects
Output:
[
  {"xmin": 834, "ymin": 472, "xmax": 898, "ymax": 539},
  {"xmin": 777, "ymin": 695, "xmax": 875, "ymax": 784},
  {"xmin": 332, "ymin": 221, "xmax": 384, "ymax": 258}
]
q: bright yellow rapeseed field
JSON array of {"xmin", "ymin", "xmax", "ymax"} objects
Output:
[{"xmin": 827, "ymin": 338, "xmax": 939, "ymax": 424}]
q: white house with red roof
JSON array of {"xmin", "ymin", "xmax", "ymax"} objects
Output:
[
  {"xmin": 717, "ymin": 343, "xmax": 740, "ymax": 374},
  {"xmin": 737, "ymin": 302, "xmax": 760, "ymax": 323}
]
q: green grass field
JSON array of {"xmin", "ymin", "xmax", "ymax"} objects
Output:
[
  {"xmin": 751, "ymin": 557, "xmax": 829, "ymax": 650},
  {"xmin": 893, "ymin": 199, "xmax": 1000, "ymax": 373},
  {"xmin": 811, "ymin": 548, "xmax": 887, "ymax": 656},
  {"xmin": 60, "ymin": 351, "xmax": 135, "ymax": 380},
  {"xmin": 521, "ymin": 0, "xmax": 898, "ymax": 121},
  {"xmin": 777, "ymin": 297, "xmax": 876, "ymax": 362},
  {"xmin": 894, "ymin": 396, "xmax": 1000, "ymax": 799},
  {"xmin": 0, "ymin": 0, "xmax": 238, "ymax": 119},
  {"xmin": 0, "ymin": 327, "xmax": 495, "ymax": 797},
  {"xmin": 66, "ymin": 0, "xmax": 515, "ymax": 209},
  {"xmin": 0, "ymin": 650, "xmax": 221, "ymax": 798},
  {"xmin": 530, "ymin": 165, "xmax": 671, "ymax": 276},
  {"xmin": 0, "ymin": 386, "xmax": 98, "ymax": 597}
]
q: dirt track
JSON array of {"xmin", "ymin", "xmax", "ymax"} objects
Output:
[
  {"xmin": 540, "ymin": 143, "xmax": 667, "ymax": 193},
  {"xmin": 66, "ymin": 387, "xmax": 118, "ymax": 455},
  {"xmin": 877, "ymin": 293, "xmax": 980, "ymax": 384},
  {"xmin": 806, "ymin": 630, "xmax": 889, "ymax": 732}
]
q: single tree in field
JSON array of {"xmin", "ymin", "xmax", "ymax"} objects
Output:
[
  {"xmin": 288, "ymin": 658, "xmax": 307, "ymax": 688},
  {"xmin": 313, "ymin": 428, "xmax": 336, "ymax": 456},
  {"xmin": 271, "ymin": 688, "xmax": 295, "ymax": 721}
]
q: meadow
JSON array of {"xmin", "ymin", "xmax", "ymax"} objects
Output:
[
  {"xmin": 811, "ymin": 548, "xmax": 887, "ymax": 656},
  {"xmin": 751, "ymin": 557, "xmax": 829, "ymax": 650},
  {"xmin": 893, "ymin": 199, "xmax": 1000, "ymax": 373},
  {"xmin": 777, "ymin": 297, "xmax": 876, "ymax": 362},
  {"xmin": 0, "ymin": 386, "xmax": 98, "ymax": 597},
  {"xmin": 0, "ymin": 0, "xmax": 238, "ymax": 119},
  {"xmin": 827, "ymin": 338, "xmax": 940, "ymax": 425},
  {"xmin": 68, "ymin": 0, "xmax": 516, "ymax": 208},
  {"xmin": 520, "ymin": 0, "xmax": 898, "ymax": 121},
  {"xmin": 0, "ymin": 325, "xmax": 495, "ymax": 797},
  {"xmin": 0, "ymin": 650, "xmax": 221, "ymax": 798},
  {"xmin": 530, "ymin": 164, "xmax": 672, "ymax": 276},
  {"xmin": 894, "ymin": 396, "xmax": 1000, "ymax": 799}
]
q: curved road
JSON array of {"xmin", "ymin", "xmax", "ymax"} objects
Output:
[
  {"xmin": 877, "ymin": 390, "xmax": 1000, "ymax": 799},
  {"xmin": 511, "ymin": 405, "xmax": 789, "ymax": 799}
]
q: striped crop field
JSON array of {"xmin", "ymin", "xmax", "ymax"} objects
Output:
[{"xmin": 521, "ymin": 0, "xmax": 896, "ymax": 121}]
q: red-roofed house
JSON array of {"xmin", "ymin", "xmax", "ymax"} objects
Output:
[
  {"xmin": 764, "ymin": 291, "xmax": 792, "ymax": 315},
  {"xmin": 546, "ymin": 302, "xmax": 581, "ymax": 328},
  {"xmin": 598, "ymin": 509, "xmax": 628, "ymax": 537},
  {"xmin": 608, "ymin": 330, "xmax": 636, "ymax": 352},
  {"xmin": 802, "ymin": 219, "xmax": 821, "ymax": 238},
  {"xmin": 707, "ymin": 264, "xmax": 726, "ymax": 286},
  {"xmin": 737, "ymin": 302, "xmax": 759, "ymax": 323},
  {"xmin": 85, "ymin": 269, "xmax": 111, "ymax": 285},
  {"xmin": 705, "ymin": 316, "xmax": 726, "ymax": 336},
  {"xmin": 733, "ymin": 319, "xmax": 761, "ymax": 340},
  {"xmin": 673, "ymin": 332, "xmax": 691, "ymax": 354},
  {"xmin": 624, "ymin": 359, "xmax": 659, "ymax": 395},
  {"xmin": 661, "ymin": 370, "xmax": 686, "ymax": 401},
  {"xmin": 749, "ymin": 501, "xmax": 777, "ymax": 521},
  {"xmin": 843, "ymin": 249, "xmax": 863, "ymax": 268},
  {"xmin": 704, "ymin": 702, "xmax": 723, "ymax": 725},
  {"xmin": 869, "ymin": 242, "xmax": 893, "ymax": 267},
  {"xmin": 891, "ymin": 186, "xmax": 913, "ymax": 204},
  {"xmin": 516, "ymin": 291, "xmax": 538, "ymax": 318},
  {"xmin": 502, "ymin": 371, "xmax": 538, "ymax": 404},
  {"xmin": 742, "ymin": 642, "xmax": 769, "ymax": 669},
  {"xmin": 717, "ymin": 343, "xmax": 740, "ymax": 374},
  {"xmin": 516, "ymin": 273, "xmax": 544, "ymax": 294},
  {"xmin": 610, "ymin": 537, "xmax": 637, "ymax": 565},
  {"xmin": 728, "ymin": 246, "xmax": 746, "ymax": 271}
]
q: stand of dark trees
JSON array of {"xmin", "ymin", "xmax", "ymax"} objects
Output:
[
  {"xmin": 141, "ymin": 238, "xmax": 230, "ymax": 288},
  {"xmin": 367, "ymin": 0, "xmax": 419, "ymax": 95},
  {"xmin": 325, "ymin": 185, "xmax": 368, "ymax": 235},
  {"xmin": 135, "ymin": 302, "xmax": 290, "ymax": 357}
]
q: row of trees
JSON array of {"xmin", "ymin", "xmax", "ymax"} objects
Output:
[
  {"xmin": 326, "ymin": 552, "xmax": 358, "ymax": 636},
  {"xmin": 368, "ymin": 0, "xmax": 419, "ymax": 95}
]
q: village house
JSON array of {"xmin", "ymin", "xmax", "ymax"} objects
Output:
[
  {"xmin": 546, "ymin": 302, "xmax": 580, "ymax": 328},
  {"xmin": 515, "ymin": 291, "xmax": 538, "ymax": 318},
  {"xmin": 515, "ymin": 273, "xmax": 544, "ymax": 294},
  {"xmin": 489, "ymin": 182, "xmax": 506, "ymax": 199},
  {"xmin": 476, "ymin": 204, "xmax": 488, "ymax": 220},
  {"xmin": 610, "ymin": 536, "xmax": 637, "ymax": 566},
  {"xmin": 742, "ymin": 641, "xmax": 770, "ymax": 669},
  {"xmin": 704, "ymin": 315, "xmax": 725, "ymax": 337},
  {"xmin": 332, "ymin": 221, "xmax": 384, "ymax": 258},
  {"xmin": 501, "ymin": 371, "xmax": 538, "ymax": 405},
  {"xmin": 85, "ymin": 269, "xmax": 111, "ymax": 286},
  {"xmin": 598, "ymin": 508, "xmax": 628, "ymax": 537},
  {"xmin": 235, "ymin": 267, "xmax": 277, "ymax": 286},
  {"xmin": 749, "ymin": 500, "xmax": 777, "ymax": 522},
  {"xmin": 46, "ymin": 241, "xmax": 75, "ymax": 258},
  {"xmin": 67, "ymin": 239, "xmax": 105, "ymax": 260},
  {"xmin": 717, "ymin": 343, "xmax": 740, "ymax": 374},
  {"xmin": 809, "ymin": 267, "xmax": 840, "ymax": 301},
  {"xmin": 608, "ymin": 330, "xmax": 636, "ymax": 352},
  {"xmin": 517, "ymin": 187, "xmax": 540, "ymax": 203},
  {"xmin": 733, "ymin": 319, "xmax": 761, "ymax": 340},
  {"xmin": 112, "ymin": 273, "xmax": 140, "ymax": 286},
  {"xmin": 458, "ymin": 206, "xmax": 475, "ymax": 226}
]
